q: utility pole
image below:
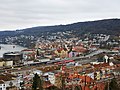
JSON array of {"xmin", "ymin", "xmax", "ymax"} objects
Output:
[
  {"xmin": 83, "ymin": 71, "xmax": 86, "ymax": 90},
  {"xmin": 108, "ymin": 80, "xmax": 110, "ymax": 90}
]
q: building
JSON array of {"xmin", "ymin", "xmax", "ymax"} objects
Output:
[
  {"xmin": 3, "ymin": 52, "xmax": 22, "ymax": 65},
  {"xmin": 0, "ymin": 73, "xmax": 19, "ymax": 90},
  {"xmin": 0, "ymin": 60, "xmax": 4, "ymax": 67},
  {"xmin": 0, "ymin": 58, "xmax": 13, "ymax": 67},
  {"xmin": 0, "ymin": 80, "xmax": 5, "ymax": 90},
  {"xmin": 21, "ymin": 49, "xmax": 37, "ymax": 61}
]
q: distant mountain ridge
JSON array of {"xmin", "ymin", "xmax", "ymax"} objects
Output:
[{"xmin": 0, "ymin": 18, "xmax": 120, "ymax": 37}]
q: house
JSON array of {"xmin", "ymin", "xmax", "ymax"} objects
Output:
[
  {"xmin": 71, "ymin": 46, "xmax": 87, "ymax": 57},
  {"xmin": 0, "ymin": 61, "xmax": 4, "ymax": 67},
  {"xmin": 3, "ymin": 52, "xmax": 22, "ymax": 65},
  {"xmin": 21, "ymin": 49, "xmax": 37, "ymax": 61},
  {"xmin": 0, "ymin": 80, "xmax": 5, "ymax": 90},
  {"xmin": 0, "ymin": 73, "xmax": 19, "ymax": 90},
  {"xmin": 0, "ymin": 58, "xmax": 13, "ymax": 67},
  {"xmin": 68, "ymin": 51, "xmax": 79, "ymax": 58},
  {"xmin": 4, "ymin": 60, "xmax": 13, "ymax": 67},
  {"xmin": 54, "ymin": 48, "xmax": 68, "ymax": 59}
]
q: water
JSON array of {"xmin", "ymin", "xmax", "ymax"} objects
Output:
[{"xmin": 0, "ymin": 44, "xmax": 27, "ymax": 57}]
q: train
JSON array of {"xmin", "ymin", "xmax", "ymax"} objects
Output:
[
  {"xmin": 54, "ymin": 60, "xmax": 75, "ymax": 65},
  {"xmin": 28, "ymin": 59, "xmax": 75, "ymax": 66}
]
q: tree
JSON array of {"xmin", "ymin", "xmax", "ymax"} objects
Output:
[
  {"xmin": 109, "ymin": 78, "xmax": 120, "ymax": 90},
  {"xmin": 46, "ymin": 85, "xmax": 60, "ymax": 90},
  {"xmin": 37, "ymin": 49, "xmax": 39, "ymax": 56},
  {"xmin": 74, "ymin": 86, "xmax": 82, "ymax": 90},
  {"xmin": 104, "ymin": 78, "xmax": 120, "ymax": 90},
  {"xmin": 32, "ymin": 73, "xmax": 43, "ymax": 90},
  {"xmin": 32, "ymin": 73, "xmax": 39, "ymax": 90}
]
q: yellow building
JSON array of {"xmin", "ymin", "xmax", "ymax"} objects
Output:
[
  {"xmin": 96, "ymin": 71, "xmax": 100, "ymax": 80},
  {"xmin": 4, "ymin": 60, "xmax": 13, "ymax": 67},
  {"xmin": 0, "ymin": 61, "xmax": 4, "ymax": 67},
  {"xmin": 54, "ymin": 48, "xmax": 68, "ymax": 59}
]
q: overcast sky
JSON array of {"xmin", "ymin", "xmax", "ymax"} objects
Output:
[{"xmin": 0, "ymin": 0, "xmax": 120, "ymax": 30}]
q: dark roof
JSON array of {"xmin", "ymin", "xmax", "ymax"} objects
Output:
[
  {"xmin": 0, "ymin": 73, "xmax": 16, "ymax": 81},
  {"xmin": 0, "ymin": 80, "xmax": 4, "ymax": 84}
]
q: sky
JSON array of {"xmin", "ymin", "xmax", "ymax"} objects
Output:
[{"xmin": 0, "ymin": 0, "xmax": 120, "ymax": 31}]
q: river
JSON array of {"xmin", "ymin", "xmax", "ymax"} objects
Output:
[{"xmin": 0, "ymin": 44, "xmax": 27, "ymax": 58}]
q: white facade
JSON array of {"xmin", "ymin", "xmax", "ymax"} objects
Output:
[
  {"xmin": 0, "ymin": 79, "xmax": 18, "ymax": 90},
  {"xmin": 39, "ymin": 58, "xmax": 50, "ymax": 62},
  {"xmin": 48, "ymin": 73, "xmax": 55, "ymax": 84},
  {"xmin": 0, "ymin": 83, "xmax": 6, "ymax": 90},
  {"xmin": 0, "ymin": 76, "xmax": 20, "ymax": 90},
  {"xmin": 104, "ymin": 55, "xmax": 109, "ymax": 63},
  {"xmin": 24, "ymin": 60, "xmax": 33, "ymax": 65},
  {"xmin": 5, "ymin": 79, "xmax": 19, "ymax": 88}
]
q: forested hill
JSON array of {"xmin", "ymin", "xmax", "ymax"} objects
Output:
[{"xmin": 0, "ymin": 18, "xmax": 120, "ymax": 37}]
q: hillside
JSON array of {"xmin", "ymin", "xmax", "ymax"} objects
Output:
[{"xmin": 0, "ymin": 19, "xmax": 120, "ymax": 37}]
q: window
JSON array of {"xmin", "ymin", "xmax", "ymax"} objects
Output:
[{"xmin": 0, "ymin": 88, "xmax": 2, "ymax": 90}]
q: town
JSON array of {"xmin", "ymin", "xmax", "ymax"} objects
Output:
[
  {"xmin": 0, "ymin": 33, "xmax": 120, "ymax": 90},
  {"xmin": 0, "ymin": 0, "xmax": 120, "ymax": 89}
]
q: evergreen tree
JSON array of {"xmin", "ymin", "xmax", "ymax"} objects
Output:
[
  {"xmin": 74, "ymin": 86, "xmax": 82, "ymax": 90},
  {"xmin": 37, "ymin": 49, "xmax": 39, "ymax": 56},
  {"xmin": 46, "ymin": 85, "xmax": 60, "ymax": 90},
  {"xmin": 104, "ymin": 78, "xmax": 120, "ymax": 90},
  {"xmin": 32, "ymin": 73, "xmax": 39, "ymax": 90},
  {"xmin": 32, "ymin": 73, "xmax": 43, "ymax": 90},
  {"xmin": 109, "ymin": 78, "xmax": 120, "ymax": 90}
]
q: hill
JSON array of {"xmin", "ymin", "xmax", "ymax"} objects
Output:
[
  {"xmin": 0, "ymin": 18, "xmax": 120, "ymax": 37},
  {"xmin": 0, "ymin": 19, "xmax": 120, "ymax": 48}
]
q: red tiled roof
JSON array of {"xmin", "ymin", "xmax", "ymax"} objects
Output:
[
  {"xmin": 24, "ymin": 84, "xmax": 32, "ymax": 87},
  {"xmin": 82, "ymin": 86, "xmax": 90, "ymax": 90},
  {"xmin": 96, "ymin": 82, "xmax": 105, "ymax": 90},
  {"xmin": 0, "ymin": 73, "xmax": 16, "ymax": 81},
  {"xmin": 93, "ymin": 63, "xmax": 109, "ymax": 68},
  {"xmin": 57, "ymin": 48, "xmax": 64, "ymax": 53},
  {"xmin": 79, "ymin": 76, "xmax": 94, "ymax": 83},
  {"xmin": 73, "ymin": 46, "xmax": 87, "ymax": 53},
  {"xmin": 0, "ymin": 80, "xmax": 4, "ymax": 84}
]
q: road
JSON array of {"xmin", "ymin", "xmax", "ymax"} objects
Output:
[{"xmin": 65, "ymin": 49, "xmax": 111, "ymax": 60}]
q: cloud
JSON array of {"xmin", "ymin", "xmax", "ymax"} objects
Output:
[{"xmin": 0, "ymin": 0, "xmax": 120, "ymax": 30}]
